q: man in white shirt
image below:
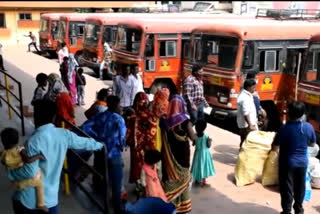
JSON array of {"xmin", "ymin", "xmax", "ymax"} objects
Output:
[
  {"xmin": 129, "ymin": 64, "xmax": 144, "ymax": 100},
  {"xmin": 237, "ymin": 78, "xmax": 258, "ymax": 148}
]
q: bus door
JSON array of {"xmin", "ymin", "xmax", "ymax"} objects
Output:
[
  {"xmin": 69, "ymin": 21, "xmax": 85, "ymax": 53},
  {"xmin": 156, "ymin": 34, "xmax": 180, "ymax": 87},
  {"xmin": 181, "ymin": 33, "xmax": 191, "ymax": 84},
  {"xmin": 255, "ymin": 41, "xmax": 285, "ymax": 102},
  {"xmin": 143, "ymin": 34, "xmax": 156, "ymax": 88},
  {"xmin": 283, "ymin": 41, "xmax": 308, "ymax": 101}
]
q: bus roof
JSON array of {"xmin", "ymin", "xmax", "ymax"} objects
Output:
[
  {"xmin": 41, "ymin": 13, "xmax": 66, "ymax": 20},
  {"xmin": 85, "ymin": 12, "xmax": 244, "ymax": 25},
  {"xmin": 60, "ymin": 13, "xmax": 96, "ymax": 22},
  {"xmin": 117, "ymin": 15, "xmax": 250, "ymax": 34},
  {"xmin": 310, "ymin": 33, "xmax": 320, "ymax": 43},
  {"xmin": 192, "ymin": 18, "xmax": 320, "ymax": 40}
]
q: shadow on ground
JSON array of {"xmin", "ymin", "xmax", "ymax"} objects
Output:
[{"xmin": 213, "ymin": 144, "xmax": 238, "ymax": 166}]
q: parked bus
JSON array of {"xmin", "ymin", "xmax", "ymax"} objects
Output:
[
  {"xmin": 57, "ymin": 13, "xmax": 95, "ymax": 60},
  {"xmin": 185, "ymin": 11, "xmax": 320, "ymax": 131},
  {"xmin": 39, "ymin": 13, "xmax": 65, "ymax": 56},
  {"xmin": 112, "ymin": 14, "xmax": 247, "ymax": 91},
  {"xmin": 298, "ymin": 33, "xmax": 320, "ymax": 141},
  {"xmin": 81, "ymin": 12, "xmax": 243, "ymax": 79}
]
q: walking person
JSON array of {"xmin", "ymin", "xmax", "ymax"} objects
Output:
[
  {"xmin": 67, "ymin": 54, "xmax": 79, "ymax": 105},
  {"xmin": 58, "ymin": 42, "xmax": 69, "ymax": 64},
  {"xmin": 76, "ymin": 67, "xmax": 86, "ymax": 106},
  {"xmin": 84, "ymin": 88, "xmax": 111, "ymax": 119},
  {"xmin": 272, "ymin": 101, "xmax": 316, "ymax": 214},
  {"xmin": 24, "ymin": 32, "xmax": 40, "ymax": 54},
  {"xmin": 7, "ymin": 99, "xmax": 103, "ymax": 214},
  {"xmin": 99, "ymin": 42, "xmax": 113, "ymax": 80},
  {"xmin": 81, "ymin": 95, "xmax": 127, "ymax": 214},
  {"xmin": 161, "ymin": 93, "xmax": 196, "ymax": 214},
  {"xmin": 237, "ymin": 78, "xmax": 258, "ymax": 148},
  {"xmin": 113, "ymin": 65, "xmax": 135, "ymax": 113},
  {"xmin": 31, "ymin": 73, "xmax": 48, "ymax": 128},
  {"xmin": 183, "ymin": 64, "xmax": 209, "ymax": 125},
  {"xmin": 191, "ymin": 119, "xmax": 216, "ymax": 187}
]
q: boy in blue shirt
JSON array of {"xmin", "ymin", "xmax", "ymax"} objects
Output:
[{"xmin": 272, "ymin": 101, "xmax": 316, "ymax": 214}]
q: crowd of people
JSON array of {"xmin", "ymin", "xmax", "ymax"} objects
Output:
[{"xmin": 0, "ymin": 41, "xmax": 318, "ymax": 214}]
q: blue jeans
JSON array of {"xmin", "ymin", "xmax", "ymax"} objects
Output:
[
  {"xmin": 188, "ymin": 103, "xmax": 205, "ymax": 124},
  {"xmin": 12, "ymin": 200, "xmax": 58, "ymax": 214},
  {"xmin": 108, "ymin": 155, "xmax": 124, "ymax": 213}
]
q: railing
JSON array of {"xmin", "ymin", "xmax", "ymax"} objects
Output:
[
  {"xmin": 256, "ymin": 9, "xmax": 320, "ymax": 20},
  {"xmin": 0, "ymin": 69, "xmax": 25, "ymax": 136},
  {"xmin": 59, "ymin": 116, "xmax": 110, "ymax": 214}
]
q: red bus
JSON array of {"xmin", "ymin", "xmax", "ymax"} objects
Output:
[
  {"xmin": 39, "ymin": 13, "xmax": 65, "ymax": 57},
  {"xmin": 185, "ymin": 12, "xmax": 320, "ymax": 131}
]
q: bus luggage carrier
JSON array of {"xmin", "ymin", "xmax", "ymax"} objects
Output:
[{"xmin": 256, "ymin": 9, "xmax": 320, "ymax": 20}]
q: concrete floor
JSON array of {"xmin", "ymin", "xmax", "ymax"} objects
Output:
[{"xmin": 0, "ymin": 45, "xmax": 319, "ymax": 214}]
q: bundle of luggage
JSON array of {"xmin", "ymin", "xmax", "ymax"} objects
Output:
[{"xmin": 308, "ymin": 144, "xmax": 320, "ymax": 189}]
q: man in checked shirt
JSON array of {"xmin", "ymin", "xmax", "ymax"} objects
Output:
[{"xmin": 183, "ymin": 64, "xmax": 209, "ymax": 125}]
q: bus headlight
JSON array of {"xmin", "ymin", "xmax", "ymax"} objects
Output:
[
  {"xmin": 93, "ymin": 57, "xmax": 97, "ymax": 62},
  {"xmin": 97, "ymin": 57, "xmax": 101, "ymax": 63},
  {"xmin": 218, "ymin": 96, "xmax": 229, "ymax": 104}
]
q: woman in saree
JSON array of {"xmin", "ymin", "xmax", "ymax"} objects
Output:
[
  {"xmin": 45, "ymin": 73, "xmax": 75, "ymax": 129},
  {"xmin": 67, "ymin": 54, "xmax": 78, "ymax": 105},
  {"xmin": 126, "ymin": 89, "xmax": 169, "ymax": 191},
  {"xmin": 161, "ymin": 93, "xmax": 196, "ymax": 214}
]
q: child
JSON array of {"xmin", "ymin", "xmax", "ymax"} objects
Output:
[
  {"xmin": 31, "ymin": 73, "xmax": 48, "ymax": 128},
  {"xmin": 139, "ymin": 149, "xmax": 167, "ymax": 202},
  {"xmin": 191, "ymin": 119, "xmax": 216, "ymax": 187},
  {"xmin": 0, "ymin": 128, "xmax": 47, "ymax": 212},
  {"xmin": 76, "ymin": 67, "xmax": 86, "ymax": 106}
]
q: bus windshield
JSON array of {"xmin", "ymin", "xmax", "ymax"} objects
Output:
[
  {"xmin": 84, "ymin": 23, "xmax": 101, "ymax": 46},
  {"xmin": 302, "ymin": 43, "xmax": 320, "ymax": 83},
  {"xmin": 58, "ymin": 20, "xmax": 67, "ymax": 39},
  {"xmin": 193, "ymin": 34, "xmax": 239, "ymax": 70},
  {"xmin": 40, "ymin": 19, "xmax": 49, "ymax": 32},
  {"xmin": 102, "ymin": 26, "xmax": 117, "ymax": 45},
  {"xmin": 51, "ymin": 21, "xmax": 59, "ymax": 40},
  {"xmin": 116, "ymin": 26, "xmax": 142, "ymax": 54}
]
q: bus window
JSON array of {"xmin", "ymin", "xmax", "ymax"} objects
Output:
[
  {"xmin": 160, "ymin": 41, "xmax": 177, "ymax": 57},
  {"xmin": 116, "ymin": 26, "xmax": 142, "ymax": 54},
  {"xmin": 242, "ymin": 41, "xmax": 254, "ymax": 69},
  {"xmin": 194, "ymin": 35, "xmax": 238, "ymax": 69},
  {"xmin": 303, "ymin": 43, "xmax": 320, "ymax": 81},
  {"xmin": 58, "ymin": 20, "xmax": 67, "ymax": 40},
  {"xmin": 84, "ymin": 23, "xmax": 100, "ymax": 46},
  {"xmin": 40, "ymin": 19, "xmax": 49, "ymax": 32},
  {"xmin": 51, "ymin": 21, "xmax": 58, "ymax": 40},
  {"xmin": 285, "ymin": 49, "xmax": 305, "ymax": 75},
  {"xmin": 145, "ymin": 34, "xmax": 154, "ymax": 57},
  {"xmin": 182, "ymin": 40, "xmax": 190, "ymax": 59},
  {"xmin": 259, "ymin": 50, "xmax": 280, "ymax": 72}
]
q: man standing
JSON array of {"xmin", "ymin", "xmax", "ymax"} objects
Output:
[
  {"xmin": 24, "ymin": 32, "xmax": 40, "ymax": 54},
  {"xmin": 81, "ymin": 95, "xmax": 126, "ymax": 214},
  {"xmin": 99, "ymin": 42, "xmax": 113, "ymax": 80},
  {"xmin": 58, "ymin": 42, "xmax": 69, "ymax": 64},
  {"xmin": 183, "ymin": 64, "xmax": 209, "ymax": 125},
  {"xmin": 113, "ymin": 65, "xmax": 134, "ymax": 113},
  {"xmin": 272, "ymin": 101, "xmax": 316, "ymax": 214},
  {"xmin": 130, "ymin": 64, "xmax": 144, "ymax": 100},
  {"xmin": 7, "ymin": 99, "xmax": 103, "ymax": 213},
  {"xmin": 237, "ymin": 78, "xmax": 258, "ymax": 148}
]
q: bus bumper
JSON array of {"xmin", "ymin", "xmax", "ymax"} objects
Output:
[
  {"xmin": 78, "ymin": 56, "xmax": 100, "ymax": 70},
  {"xmin": 205, "ymin": 106, "xmax": 237, "ymax": 121}
]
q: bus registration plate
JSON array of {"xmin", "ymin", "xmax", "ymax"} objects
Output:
[
  {"xmin": 211, "ymin": 76, "xmax": 221, "ymax": 85},
  {"xmin": 306, "ymin": 93, "xmax": 319, "ymax": 105}
]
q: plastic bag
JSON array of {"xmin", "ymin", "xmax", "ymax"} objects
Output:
[
  {"xmin": 262, "ymin": 151, "xmax": 279, "ymax": 186},
  {"xmin": 308, "ymin": 144, "xmax": 319, "ymax": 158},
  {"xmin": 235, "ymin": 131, "xmax": 276, "ymax": 187},
  {"xmin": 311, "ymin": 163, "xmax": 320, "ymax": 189},
  {"xmin": 309, "ymin": 157, "xmax": 320, "ymax": 172}
]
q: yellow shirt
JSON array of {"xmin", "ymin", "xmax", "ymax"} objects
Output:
[{"xmin": 1, "ymin": 146, "xmax": 24, "ymax": 169}]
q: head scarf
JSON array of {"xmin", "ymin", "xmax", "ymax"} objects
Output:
[
  {"xmin": 166, "ymin": 94, "xmax": 188, "ymax": 130},
  {"xmin": 68, "ymin": 54, "xmax": 78, "ymax": 84},
  {"xmin": 152, "ymin": 88, "xmax": 170, "ymax": 118},
  {"xmin": 45, "ymin": 73, "xmax": 68, "ymax": 102},
  {"xmin": 133, "ymin": 92, "xmax": 149, "ymax": 116}
]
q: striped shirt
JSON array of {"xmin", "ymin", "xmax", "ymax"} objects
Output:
[{"xmin": 183, "ymin": 75, "xmax": 208, "ymax": 107}]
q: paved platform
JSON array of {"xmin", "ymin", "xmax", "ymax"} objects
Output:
[{"xmin": 0, "ymin": 46, "xmax": 319, "ymax": 214}]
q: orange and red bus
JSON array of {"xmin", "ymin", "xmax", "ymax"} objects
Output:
[
  {"xmin": 112, "ymin": 14, "xmax": 247, "ymax": 92},
  {"xmin": 57, "ymin": 13, "xmax": 95, "ymax": 60},
  {"xmin": 185, "ymin": 14, "xmax": 320, "ymax": 131},
  {"xmin": 39, "ymin": 13, "xmax": 65, "ymax": 56},
  {"xmin": 298, "ymin": 33, "xmax": 320, "ymax": 142}
]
